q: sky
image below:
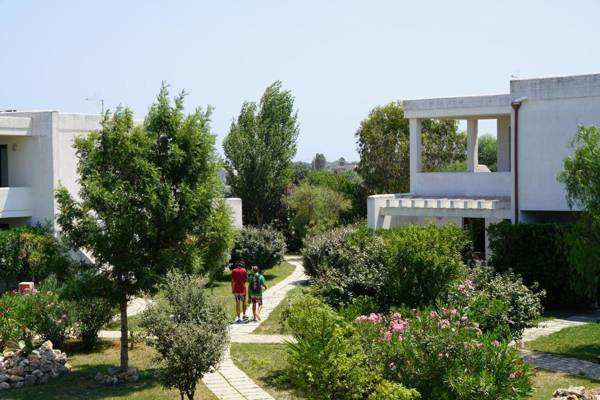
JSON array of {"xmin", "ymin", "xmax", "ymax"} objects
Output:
[{"xmin": 1, "ymin": 0, "xmax": 600, "ymax": 162}]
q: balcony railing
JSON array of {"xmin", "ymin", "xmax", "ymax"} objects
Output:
[
  {"xmin": 0, "ymin": 187, "xmax": 33, "ymax": 218},
  {"xmin": 412, "ymin": 172, "xmax": 512, "ymax": 198}
]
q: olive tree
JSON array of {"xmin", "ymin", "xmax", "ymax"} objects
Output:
[{"xmin": 141, "ymin": 271, "xmax": 229, "ymax": 400}]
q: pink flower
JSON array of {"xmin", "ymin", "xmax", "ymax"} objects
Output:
[
  {"xmin": 450, "ymin": 308, "xmax": 458, "ymax": 316},
  {"xmin": 439, "ymin": 319, "xmax": 451, "ymax": 329},
  {"xmin": 383, "ymin": 331, "xmax": 393, "ymax": 342},
  {"xmin": 391, "ymin": 320, "xmax": 408, "ymax": 334},
  {"xmin": 392, "ymin": 312, "xmax": 402, "ymax": 320},
  {"xmin": 492, "ymin": 340, "xmax": 500, "ymax": 347},
  {"xmin": 430, "ymin": 311, "xmax": 439, "ymax": 319},
  {"xmin": 388, "ymin": 362, "xmax": 396, "ymax": 370}
]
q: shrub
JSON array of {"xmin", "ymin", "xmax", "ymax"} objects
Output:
[
  {"xmin": 72, "ymin": 297, "xmax": 115, "ymax": 350},
  {"xmin": 141, "ymin": 271, "xmax": 229, "ymax": 400},
  {"xmin": 230, "ymin": 226, "xmax": 286, "ymax": 270},
  {"xmin": 447, "ymin": 267, "xmax": 544, "ymax": 340},
  {"xmin": 356, "ymin": 309, "xmax": 533, "ymax": 400},
  {"xmin": 488, "ymin": 221, "xmax": 592, "ymax": 307},
  {"xmin": 0, "ymin": 225, "xmax": 72, "ymax": 291},
  {"xmin": 379, "ymin": 225, "xmax": 468, "ymax": 308},
  {"xmin": 286, "ymin": 294, "xmax": 381, "ymax": 399},
  {"xmin": 303, "ymin": 226, "xmax": 387, "ymax": 307},
  {"xmin": 368, "ymin": 381, "xmax": 421, "ymax": 400},
  {"xmin": 0, "ymin": 292, "xmax": 25, "ymax": 351}
]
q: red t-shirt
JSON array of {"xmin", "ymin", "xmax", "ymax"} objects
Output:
[{"xmin": 231, "ymin": 267, "xmax": 248, "ymax": 294}]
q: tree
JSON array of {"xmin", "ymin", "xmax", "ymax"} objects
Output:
[
  {"xmin": 559, "ymin": 125, "xmax": 600, "ymax": 303},
  {"xmin": 420, "ymin": 119, "xmax": 464, "ymax": 172},
  {"xmin": 55, "ymin": 84, "xmax": 233, "ymax": 371},
  {"xmin": 292, "ymin": 161, "xmax": 312, "ymax": 185},
  {"xmin": 312, "ymin": 153, "xmax": 327, "ymax": 170},
  {"xmin": 478, "ymin": 134, "xmax": 497, "ymax": 171},
  {"xmin": 305, "ymin": 170, "xmax": 367, "ymax": 221},
  {"xmin": 141, "ymin": 271, "xmax": 229, "ymax": 400},
  {"xmin": 285, "ymin": 182, "xmax": 351, "ymax": 240},
  {"xmin": 356, "ymin": 102, "xmax": 410, "ymax": 194},
  {"xmin": 223, "ymin": 81, "xmax": 299, "ymax": 226},
  {"xmin": 356, "ymin": 102, "xmax": 464, "ymax": 193}
]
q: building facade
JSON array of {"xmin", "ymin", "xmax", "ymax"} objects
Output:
[
  {"xmin": 368, "ymin": 73, "xmax": 600, "ymax": 256},
  {"xmin": 0, "ymin": 111, "xmax": 243, "ymax": 230}
]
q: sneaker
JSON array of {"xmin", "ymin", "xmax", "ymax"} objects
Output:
[
  {"xmin": 232, "ymin": 319, "xmax": 241, "ymax": 324},
  {"xmin": 242, "ymin": 315, "xmax": 249, "ymax": 321}
]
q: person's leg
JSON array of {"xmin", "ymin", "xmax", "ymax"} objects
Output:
[
  {"xmin": 242, "ymin": 295, "xmax": 248, "ymax": 320},
  {"xmin": 256, "ymin": 298, "xmax": 263, "ymax": 321},
  {"xmin": 252, "ymin": 298, "xmax": 258, "ymax": 321}
]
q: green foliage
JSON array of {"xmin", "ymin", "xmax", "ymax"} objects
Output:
[
  {"xmin": 141, "ymin": 271, "xmax": 229, "ymax": 400},
  {"xmin": 559, "ymin": 125, "xmax": 600, "ymax": 214},
  {"xmin": 379, "ymin": 225, "xmax": 469, "ymax": 308},
  {"xmin": 420, "ymin": 119, "xmax": 465, "ymax": 173},
  {"xmin": 56, "ymin": 83, "xmax": 230, "ymax": 370},
  {"xmin": 305, "ymin": 170, "xmax": 368, "ymax": 221},
  {"xmin": 285, "ymin": 182, "xmax": 352, "ymax": 240},
  {"xmin": 488, "ymin": 221, "xmax": 593, "ymax": 307},
  {"xmin": 230, "ymin": 226, "xmax": 286, "ymax": 270},
  {"xmin": 559, "ymin": 125, "xmax": 600, "ymax": 305},
  {"xmin": 355, "ymin": 102, "xmax": 410, "ymax": 194},
  {"xmin": 291, "ymin": 161, "xmax": 312, "ymax": 184},
  {"xmin": 356, "ymin": 310, "xmax": 533, "ymax": 400},
  {"xmin": 303, "ymin": 226, "xmax": 387, "ymax": 307},
  {"xmin": 286, "ymin": 295, "xmax": 381, "ymax": 400},
  {"xmin": 368, "ymin": 381, "xmax": 421, "ymax": 400},
  {"xmin": 478, "ymin": 134, "xmax": 497, "ymax": 171},
  {"xmin": 304, "ymin": 225, "xmax": 468, "ymax": 309},
  {"xmin": 0, "ymin": 292, "xmax": 24, "ymax": 351},
  {"xmin": 355, "ymin": 102, "xmax": 466, "ymax": 193},
  {"xmin": 223, "ymin": 81, "xmax": 299, "ymax": 226},
  {"xmin": 0, "ymin": 225, "xmax": 72, "ymax": 291},
  {"xmin": 446, "ymin": 266, "xmax": 544, "ymax": 339},
  {"xmin": 72, "ymin": 297, "xmax": 115, "ymax": 350}
]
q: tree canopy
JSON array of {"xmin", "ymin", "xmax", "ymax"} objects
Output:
[
  {"xmin": 55, "ymin": 84, "xmax": 233, "ymax": 370},
  {"xmin": 223, "ymin": 81, "xmax": 299, "ymax": 226}
]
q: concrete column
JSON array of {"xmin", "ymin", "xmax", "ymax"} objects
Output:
[
  {"xmin": 409, "ymin": 118, "xmax": 422, "ymax": 191},
  {"xmin": 497, "ymin": 116, "xmax": 510, "ymax": 172},
  {"xmin": 466, "ymin": 119, "xmax": 478, "ymax": 172}
]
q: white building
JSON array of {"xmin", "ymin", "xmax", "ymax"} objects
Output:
[
  {"xmin": 0, "ymin": 111, "xmax": 243, "ymax": 230},
  {"xmin": 368, "ymin": 73, "xmax": 600, "ymax": 256}
]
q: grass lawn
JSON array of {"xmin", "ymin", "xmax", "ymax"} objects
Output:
[
  {"xmin": 104, "ymin": 261, "xmax": 296, "ymax": 331},
  {"xmin": 526, "ymin": 322, "xmax": 600, "ymax": 363},
  {"xmin": 208, "ymin": 261, "xmax": 296, "ymax": 319},
  {"xmin": 230, "ymin": 343, "xmax": 301, "ymax": 400},
  {"xmin": 253, "ymin": 286, "xmax": 304, "ymax": 335},
  {"xmin": 529, "ymin": 369, "xmax": 600, "ymax": 399},
  {"xmin": 4, "ymin": 340, "xmax": 216, "ymax": 400}
]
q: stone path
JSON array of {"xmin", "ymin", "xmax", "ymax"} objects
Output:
[
  {"xmin": 521, "ymin": 310, "xmax": 600, "ymax": 380},
  {"xmin": 521, "ymin": 350, "xmax": 600, "ymax": 380},
  {"xmin": 202, "ymin": 256, "xmax": 307, "ymax": 400}
]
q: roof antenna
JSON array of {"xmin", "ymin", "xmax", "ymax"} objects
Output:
[{"xmin": 85, "ymin": 97, "xmax": 105, "ymax": 114}]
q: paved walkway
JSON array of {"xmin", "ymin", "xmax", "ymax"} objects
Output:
[
  {"xmin": 521, "ymin": 310, "xmax": 600, "ymax": 380},
  {"xmin": 202, "ymin": 256, "xmax": 307, "ymax": 400}
]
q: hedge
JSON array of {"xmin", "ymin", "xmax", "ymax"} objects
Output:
[{"xmin": 487, "ymin": 221, "xmax": 595, "ymax": 308}]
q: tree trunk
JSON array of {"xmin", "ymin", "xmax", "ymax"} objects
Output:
[{"xmin": 120, "ymin": 293, "xmax": 129, "ymax": 371}]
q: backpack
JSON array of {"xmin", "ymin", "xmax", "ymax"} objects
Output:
[{"xmin": 252, "ymin": 273, "xmax": 261, "ymax": 292}]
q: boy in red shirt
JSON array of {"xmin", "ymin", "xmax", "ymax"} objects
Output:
[{"xmin": 231, "ymin": 264, "xmax": 248, "ymax": 323}]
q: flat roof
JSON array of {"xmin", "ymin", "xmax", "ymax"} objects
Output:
[{"xmin": 403, "ymin": 94, "xmax": 511, "ymax": 119}]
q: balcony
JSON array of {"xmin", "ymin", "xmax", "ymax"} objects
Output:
[
  {"xmin": 0, "ymin": 187, "xmax": 33, "ymax": 218},
  {"xmin": 412, "ymin": 171, "xmax": 511, "ymax": 198}
]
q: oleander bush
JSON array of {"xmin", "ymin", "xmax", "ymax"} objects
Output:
[
  {"xmin": 446, "ymin": 266, "xmax": 544, "ymax": 340},
  {"xmin": 230, "ymin": 226, "xmax": 286, "ymax": 270},
  {"xmin": 354, "ymin": 309, "xmax": 533, "ymax": 400}
]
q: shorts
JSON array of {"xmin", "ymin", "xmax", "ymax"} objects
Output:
[
  {"xmin": 233, "ymin": 293, "xmax": 246, "ymax": 302},
  {"xmin": 250, "ymin": 296, "xmax": 263, "ymax": 306}
]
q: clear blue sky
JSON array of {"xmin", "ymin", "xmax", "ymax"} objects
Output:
[{"xmin": 1, "ymin": 0, "xmax": 599, "ymax": 161}]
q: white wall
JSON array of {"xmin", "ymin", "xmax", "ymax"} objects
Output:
[
  {"xmin": 511, "ymin": 75, "xmax": 600, "ymax": 212},
  {"xmin": 412, "ymin": 172, "xmax": 512, "ymax": 197}
]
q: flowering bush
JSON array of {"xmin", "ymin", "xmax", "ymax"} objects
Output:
[
  {"xmin": 355, "ymin": 308, "xmax": 533, "ymax": 400},
  {"xmin": 0, "ymin": 292, "xmax": 25, "ymax": 351},
  {"xmin": 286, "ymin": 295, "xmax": 418, "ymax": 400},
  {"xmin": 446, "ymin": 266, "xmax": 544, "ymax": 340}
]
